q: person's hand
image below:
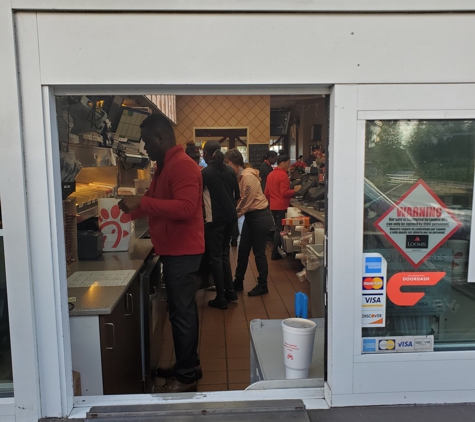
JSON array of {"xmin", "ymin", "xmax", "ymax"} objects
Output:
[
  {"xmin": 294, "ymin": 185, "xmax": 302, "ymax": 192},
  {"xmin": 118, "ymin": 196, "xmax": 142, "ymax": 213}
]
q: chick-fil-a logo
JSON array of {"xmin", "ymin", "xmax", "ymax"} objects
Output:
[{"xmin": 387, "ymin": 272, "xmax": 446, "ymax": 306}]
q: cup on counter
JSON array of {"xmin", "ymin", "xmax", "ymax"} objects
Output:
[
  {"xmin": 134, "ymin": 179, "xmax": 147, "ymax": 195},
  {"xmin": 282, "ymin": 318, "xmax": 316, "ymax": 379}
]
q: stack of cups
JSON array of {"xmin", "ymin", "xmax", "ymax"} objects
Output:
[{"xmin": 282, "ymin": 318, "xmax": 317, "ymax": 379}]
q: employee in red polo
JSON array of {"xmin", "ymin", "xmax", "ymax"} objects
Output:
[
  {"xmin": 118, "ymin": 113, "xmax": 204, "ymax": 393},
  {"xmin": 264, "ymin": 154, "xmax": 300, "ymax": 260}
]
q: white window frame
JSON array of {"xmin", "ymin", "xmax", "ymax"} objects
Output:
[{"xmin": 333, "ymin": 84, "xmax": 475, "ymax": 407}]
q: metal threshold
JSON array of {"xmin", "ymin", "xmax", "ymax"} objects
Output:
[{"xmin": 85, "ymin": 399, "xmax": 311, "ymax": 422}]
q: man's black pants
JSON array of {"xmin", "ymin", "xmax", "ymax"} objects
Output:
[{"xmin": 160, "ymin": 254, "xmax": 202, "ymax": 384}]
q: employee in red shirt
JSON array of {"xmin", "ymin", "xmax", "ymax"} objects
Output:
[
  {"xmin": 118, "ymin": 114, "xmax": 204, "ymax": 393},
  {"xmin": 265, "ymin": 154, "xmax": 300, "ymax": 260}
]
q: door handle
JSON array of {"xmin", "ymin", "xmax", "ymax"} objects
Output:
[
  {"xmin": 323, "ymin": 235, "xmax": 328, "ymax": 269},
  {"xmin": 125, "ymin": 293, "xmax": 134, "ymax": 315},
  {"xmin": 105, "ymin": 323, "xmax": 115, "ymax": 350},
  {"xmin": 150, "ymin": 285, "xmax": 159, "ymax": 301}
]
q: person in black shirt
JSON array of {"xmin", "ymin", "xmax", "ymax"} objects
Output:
[
  {"xmin": 201, "ymin": 141, "xmax": 240, "ymax": 309},
  {"xmin": 259, "ymin": 150, "xmax": 277, "ymax": 192}
]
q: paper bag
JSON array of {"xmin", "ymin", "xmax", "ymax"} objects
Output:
[{"xmin": 98, "ymin": 198, "xmax": 132, "ymax": 252}]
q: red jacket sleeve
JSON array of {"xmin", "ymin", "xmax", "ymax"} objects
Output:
[
  {"xmin": 264, "ymin": 182, "xmax": 270, "ymax": 202},
  {"xmin": 279, "ymin": 171, "xmax": 295, "ymax": 198},
  {"xmin": 130, "ymin": 188, "xmax": 151, "ymax": 220},
  {"xmin": 139, "ymin": 160, "xmax": 202, "ymax": 220}
]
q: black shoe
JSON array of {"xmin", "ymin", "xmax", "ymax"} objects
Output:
[
  {"xmin": 230, "ymin": 238, "xmax": 238, "ymax": 247},
  {"xmin": 233, "ymin": 280, "xmax": 244, "ymax": 292},
  {"xmin": 225, "ymin": 290, "xmax": 238, "ymax": 302},
  {"xmin": 156, "ymin": 364, "xmax": 203, "ymax": 380},
  {"xmin": 208, "ymin": 297, "xmax": 228, "ymax": 309},
  {"xmin": 248, "ymin": 284, "xmax": 269, "ymax": 296},
  {"xmin": 156, "ymin": 377, "xmax": 197, "ymax": 393},
  {"xmin": 271, "ymin": 253, "xmax": 283, "ymax": 261}
]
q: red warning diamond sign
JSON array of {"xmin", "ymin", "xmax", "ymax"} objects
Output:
[{"xmin": 374, "ymin": 179, "xmax": 462, "ymax": 268}]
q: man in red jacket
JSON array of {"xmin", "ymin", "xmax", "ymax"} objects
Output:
[
  {"xmin": 119, "ymin": 114, "xmax": 204, "ymax": 393},
  {"xmin": 264, "ymin": 154, "xmax": 300, "ymax": 260}
]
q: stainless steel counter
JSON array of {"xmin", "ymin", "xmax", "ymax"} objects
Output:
[
  {"xmin": 68, "ymin": 219, "xmax": 153, "ymax": 316},
  {"xmin": 290, "ymin": 199, "xmax": 325, "ymax": 223}
]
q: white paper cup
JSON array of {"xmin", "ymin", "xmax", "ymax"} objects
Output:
[
  {"xmin": 282, "ymin": 318, "xmax": 317, "ymax": 379},
  {"xmin": 448, "ymin": 239, "xmax": 469, "ymax": 275}
]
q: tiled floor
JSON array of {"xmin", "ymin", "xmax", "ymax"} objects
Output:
[{"xmin": 156, "ymin": 241, "xmax": 310, "ymax": 392}]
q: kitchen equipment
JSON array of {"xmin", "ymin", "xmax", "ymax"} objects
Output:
[{"xmin": 77, "ymin": 230, "xmax": 103, "ymax": 259}]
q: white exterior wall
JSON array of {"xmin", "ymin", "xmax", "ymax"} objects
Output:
[{"xmin": 2, "ymin": 2, "xmax": 475, "ymax": 420}]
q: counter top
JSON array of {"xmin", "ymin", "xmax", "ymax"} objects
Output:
[
  {"xmin": 290, "ymin": 199, "xmax": 325, "ymax": 223},
  {"xmin": 68, "ymin": 223, "xmax": 154, "ymax": 316}
]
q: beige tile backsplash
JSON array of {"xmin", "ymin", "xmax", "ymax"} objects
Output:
[{"xmin": 175, "ymin": 95, "xmax": 270, "ymax": 145}]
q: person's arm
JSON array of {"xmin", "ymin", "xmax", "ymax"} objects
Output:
[
  {"xmin": 233, "ymin": 172, "xmax": 240, "ymax": 203},
  {"xmin": 236, "ymin": 173, "xmax": 260, "ymax": 218},
  {"xmin": 280, "ymin": 172, "xmax": 296, "ymax": 198},
  {"xmin": 264, "ymin": 181, "xmax": 270, "ymax": 203},
  {"xmin": 139, "ymin": 161, "xmax": 202, "ymax": 220}
]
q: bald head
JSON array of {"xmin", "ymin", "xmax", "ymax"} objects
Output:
[{"xmin": 140, "ymin": 113, "xmax": 176, "ymax": 162}]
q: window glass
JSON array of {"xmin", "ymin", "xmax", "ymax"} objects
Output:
[
  {"xmin": 0, "ymin": 201, "xmax": 13, "ymax": 395},
  {"xmin": 363, "ymin": 120, "xmax": 475, "ymax": 351}
]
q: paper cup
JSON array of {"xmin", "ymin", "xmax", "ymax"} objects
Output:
[
  {"xmin": 134, "ymin": 179, "xmax": 147, "ymax": 195},
  {"xmin": 282, "ymin": 318, "xmax": 317, "ymax": 379},
  {"xmin": 448, "ymin": 239, "xmax": 469, "ymax": 275}
]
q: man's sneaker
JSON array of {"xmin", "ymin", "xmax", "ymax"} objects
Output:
[
  {"xmin": 156, "ymin": 364, "xmax": 203, "ymax": 380},
  {"xmin": 156, "ymin": 377, "xmax": 197, "ymax": 393},
  {"xmin": 224, "ymin": 290, "xmax": 238, "ymax": 302},
  {"xmin": 248, "ymin": 284, "xmax": 269, "ymax": 296},
  {"xmin": 233, "ymin": 280, "xmax": 244, "ymax": 292},
  {"xmin": 208, "ymin": 297, "xmax": 228, "ymax": 309}
]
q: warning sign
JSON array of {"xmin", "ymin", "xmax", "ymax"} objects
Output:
[{"xmin": 374, "ymin": 180, "xmax": 462, "ymax": 268}]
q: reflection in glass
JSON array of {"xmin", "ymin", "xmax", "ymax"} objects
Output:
[
  {"xmin": 0, "ymin": 237, "xmax": 13, "ymax": 396},
  {"xmin": 363, "ymin": 120, "xmax": 475, "ymax": 351}
]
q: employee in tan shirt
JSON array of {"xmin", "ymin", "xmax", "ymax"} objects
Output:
[{"xmin": 224, "ymin": 149, "xmax": 274, "ymax": 296}]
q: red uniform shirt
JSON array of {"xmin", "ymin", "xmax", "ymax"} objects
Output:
[
  {"xmin": 131, "ymin": 145, "xmax": 204, "ymax": 256},
  {"xmin": 264, "ymin": 167, "xmax": 295, "ymax": 211}
]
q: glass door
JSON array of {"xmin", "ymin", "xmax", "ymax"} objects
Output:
[
  {"xmin": 0, "ymin": 201, "xmax": 13, "ymax": 396},
  {"xmin": 362, "ymin": 119, "xmax": 475, "ymax": 351}
]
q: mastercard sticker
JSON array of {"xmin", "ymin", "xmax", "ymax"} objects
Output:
[{"xmin": 362, "ymin": 277, "xmax": 384, "ymax": 291}]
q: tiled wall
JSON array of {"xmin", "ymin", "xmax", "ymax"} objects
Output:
[{"xmin": 174, "ymin": 95, "xmax": 270, "ymax": 145}]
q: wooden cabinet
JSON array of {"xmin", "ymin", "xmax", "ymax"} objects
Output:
[
  {"xmin": 69, "ymin": 254, "xmax": 167, "ymax": 396},
  {"xmin": 70, "ymin": 274, "xmax": 144, "ymax": 396},
  {"xmin": 99, "ymin": 275, "xmax": 143, "ymax": 395}
]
